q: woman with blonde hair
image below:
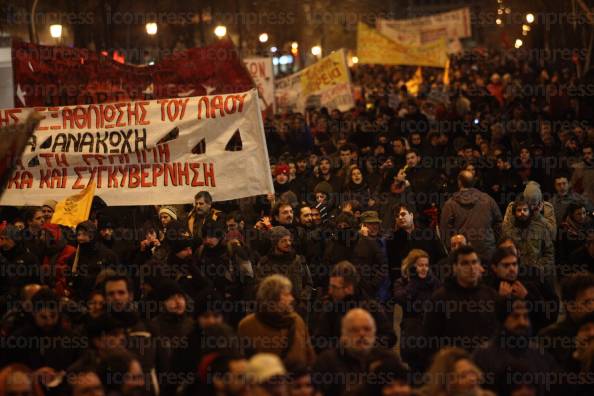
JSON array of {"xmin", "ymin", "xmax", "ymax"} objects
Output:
[
  {"xmin": 419, "ymin": 347, "xmax": 495, "ymax": 396},
  {"xmin": 393, "ymin": 249, "xmax": 441, "ymax": 372}
]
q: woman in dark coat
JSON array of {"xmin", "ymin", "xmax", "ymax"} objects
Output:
[{"xmin": 393, "ymin": 249, "xmax": 441, "ymax": 372}]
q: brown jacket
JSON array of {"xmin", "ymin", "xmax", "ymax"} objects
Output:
[{"xmin": 238, "ymin": 312, "xmax": 315, "ymax": 367}]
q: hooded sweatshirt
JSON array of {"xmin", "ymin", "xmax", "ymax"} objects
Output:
[{"xmin": 440, "ymin": 188, "xmax": 502, "ymax": 260}]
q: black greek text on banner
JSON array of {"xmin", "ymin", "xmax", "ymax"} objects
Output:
[{"xmin": 0, "ymin": 89, "xmax": 274, "ymax": 206}]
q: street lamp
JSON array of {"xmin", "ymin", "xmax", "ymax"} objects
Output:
[
  {"xmin": 259, "ymin": 33, "xmax": 269, "ymax": 43},
  {"xmin": 146, "ymin": 22, "xmax": 158, "ymax": 35},
  {"xmin": 311, "ymin": 46, "xmax": 321, "ymax": 56},
  {"xmin": 49, "ymin": 24, "xmax": 62, "ymax": 39},
  {"xmin": 291, "ymin": 42, "xmax": 298, "ymax": 50},
  {"xmin": 214, "ymin": 25, "xmax": 227, "ymax": 38},
  {"xmin": 351, "ymin": 56, "xmax": 359, "ymax": 64},
  {"xmin": 526, "ymin": 13, "xmax": 535, "ymax": 24},
  {"xmin": 271, "ymin": 46, "xmax": 278, "ymax": 53},
  {"xmin": 496, "ymin": 18, "xmax": 502, "ymax": 26},
  {"xmin": 514, "ymin": 39, "xmax": 523, "ymax": 49}
]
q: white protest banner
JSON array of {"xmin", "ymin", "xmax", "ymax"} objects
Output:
[
  {"xmin": 377, "ymin": 7, "xmax": 471, "ymax": 54},
  {"xmin": 243, "ymin": 57, "xmax": 275, "ymax": 115},
  {"xmin": 377, "ymin": 7, "xmax": 471, "ymax": 44},
  {"xmin": 0, "ymin": 89, "xmax": 274, "ymax": 206},
  {"xmin": 275, "ymin": 49, "xmax": 354, "ymax": 113}
]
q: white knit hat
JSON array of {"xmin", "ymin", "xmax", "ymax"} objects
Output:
[
  {"xmin": 246, "ymin": 354, "xmax": 286, "ymax": 384},
  {"xmin": 159, "ymin": 206, "xmax": 178, "ymax": 221}
]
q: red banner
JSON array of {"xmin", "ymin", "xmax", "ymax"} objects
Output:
[{"xmin": 11, "ymin": 40, "xmax": 254, "ymax": 107}]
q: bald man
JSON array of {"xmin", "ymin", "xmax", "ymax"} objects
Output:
[
  {"xmin": 440, "ymin": 170, "xmax": 502, "ymax": 260},
  {"xmin": 313, "ymin": 308, "xmax": 381, "ymax": 396}
]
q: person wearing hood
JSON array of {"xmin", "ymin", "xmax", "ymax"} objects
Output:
[
  {"xmin": 150, "ymin": 279, "xmax": 194, "ymax": 396},
  {"xmin": 557, "ymin": 202, "xmax": 594, "ymax": 261},
  {"xmin": 256, "ymin": 226, "xmax": 312, "ymax": 320},
  {"xmin": 440, "ymin": 170, "xmax": 502, "ymax": 261},
  {"xmin": 501, "ymin": 195, "xmax": 555, "ymax": 289},
  {"xmin": 0, "ymin": 223, "xmax": 40, "ymax": 299},
  {"xmin": 393, "ymin": 249, "xmax": 441, "ymax": 372},
  {"xmin": 502, "ymin": 180, "xmax": 556, "ymax": 238},
  {"xmin": 322, "ymin": 212, "xmax": 360, "ymax": 275},
  {"xmin": 472, "ymin": 298, "xmax": 559, "ymax": 396},
  {"xmin": 197, "ymin": 220, "xmax": 254, "ymax": 309},
  {"xmin": 38, "ymin": 223, "xmax": 76, "ymax": 297},
  {"xmin": 70, "ymin": 220, "xmax": 119, "ymax": 300}
]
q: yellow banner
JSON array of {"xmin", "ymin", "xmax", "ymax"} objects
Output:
[
  {"xmin": 51, "ymin": 182, "xmax": 96, "ymax": 228},
  {"xmin": 301, "ymin": 50, "xmax": 350, "ymax": 95},
  {"xmin": 357, "ymin": 23, "xmax": 448, "ymax": 68}
]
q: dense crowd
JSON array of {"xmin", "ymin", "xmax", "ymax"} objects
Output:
[{"xmin": 1, "ymin": 48, "xmax": 594, "ymax": 396}]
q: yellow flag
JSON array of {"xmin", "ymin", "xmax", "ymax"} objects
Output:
[
  {"xmin": 51, "ymin": 182, "xmax": 96, "ymax": 227},
  {"xmin": 443, "ymin": 58, "xmax": 450, "ymax": 86},
  {"xmin": 405, "ymin": 67, "xmax": 423, "ymax": 96}
]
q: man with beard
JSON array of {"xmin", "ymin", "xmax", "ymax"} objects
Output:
[
  {"xmin": 571, "ymin": 144, "xmax": 594, "ymax": 203},
  {"xmin": 256, "ymin": 226, "xmax": 312, "ymax": 320},
  {"xmin": 473, "ymin": 298, "xmax": 558, "ymax": 396},
  {"xmin": 70, "ymin": 221, "xmax": 119, "ymax": 300},
  {"xmin": 485, "ymin": 247, "xmax": 556, "ymax": 333},
  {"xmin": 103, "ymin": 275, "xmax": 156, "ymax": 383},
  {"xmin": 187, "ymin": 191, "xmax": 223, "ymax": 240},
  {"xmin": 3, "ymin": 288, "xmax": 80, "ymax": 371},
  {"xmin": 295, "ymin": 205, "xmax": 325, "ymax": 292},
  {"xmin": 309, "ymin": 156, "xmax": 343, "ymax": 193},
  {"xmin": 502, "ymin": 195, "xmax": 555, "ymax": 289}
]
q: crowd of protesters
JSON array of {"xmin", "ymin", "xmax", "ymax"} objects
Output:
[{"xmin": 1, "ymin": 48, "xmax": 594, "ymax": 396}]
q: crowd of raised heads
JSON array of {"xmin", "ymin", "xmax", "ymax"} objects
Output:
[{"xmin": 1, "ymin": 48, "xmax": 594, "ymax": 396}]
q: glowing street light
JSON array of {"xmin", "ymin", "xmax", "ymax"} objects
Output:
[
  {"xmin": 496, "ymin": 18, "xmax": 502, "ymax": 25},
  {"xmin": 311, "ymin": 46, "xmax": 322, "ymax": 56},
  {"xmin": 526, "ymin": 13, "xmax": 535, "ymax": 24},
  {"xmin": 146, "ymin": 22, "xmax": 158, "ymax": 35},
  {"xmin": 214, "ymin": 25, "xmax": 227, "ymax": 38},
  {"xmin": 351, "ymin": 56, "xmax": 359, "ymax": 64},
  {"xmin": 259, "ymin": 33, "xmax": 269, "ymax": 43},
  {"xmin": 514, "ymin": 39, "xmax": 523, "ymax": 49},
  {"xmin": 522, "ymin": 24, "xmax": 531, "ymax": 32},
  {"xmin": 49, "ymin": 24, "xmax": 62, "ymax": 39},
  {"xmin": 291, "ymin": 42, "xmax": 299, "ymax": 50}
]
